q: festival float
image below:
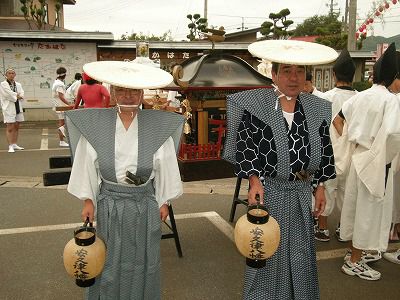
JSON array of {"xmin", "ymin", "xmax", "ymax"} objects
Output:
[{"xmin": 163, "ymin": 28, "xmax": 273, "ymax": 181}]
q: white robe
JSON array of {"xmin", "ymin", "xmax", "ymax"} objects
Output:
[
  {"xmin": 319, "ymin": 88, "xmax": 357, "ymax": 216},
  {"xmin": 0, "ymin": 80, "xmax": 24, "ymax": 114},
  {"xmin": 51, "ymin": 79, "xmax": 68, "ymax": 110},
  {"xmin": 67, "ymin": 116, "xmax": 183, "ymax": 208},
  {"xmin": 340, "ymin": 84, "xmax": 400, "ymax": 251}
]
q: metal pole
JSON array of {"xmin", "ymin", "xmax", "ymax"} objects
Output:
[
  {"xmin": 347, "ymin": 0, "xmax": 357, "ymax": 50},
  {"xmin": 204, "ymin": 0, "xmax": 208, "ymax": 19}
]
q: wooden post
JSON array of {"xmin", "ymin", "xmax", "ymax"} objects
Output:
[{"xmin": 197, "ymin": 110, "xmax": 209, "ymax": 145}]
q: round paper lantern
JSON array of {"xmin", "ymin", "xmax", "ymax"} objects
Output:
[
  {"xmin": 63, "ymin": 219, "xmax": 106, "ymax": 287},
  {"xmin": 234, "ymin": 205, "xmax": 280, "ymax": 268}
]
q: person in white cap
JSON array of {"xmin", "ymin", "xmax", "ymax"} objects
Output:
[
  {"xmin": 335, "ymin": 42, "xmax": 400, "ymax": 280},
  {"xmin": 51, "ymin": 66, "xmax": 70, "ymax": 147},
  {"xmin": 0, "ymin": 68, "xmax": 25, "ymax": 153},
  {"xmin": 223, "ymin": 40, "xmax": 338, "ymax": 300},
  {"xmin": 314, "ymin": 49, "xmax": 358, "ymax": 243},
  {"xmin": 66, "ymin": 61, "xmax": 185, "ymax": 299}
]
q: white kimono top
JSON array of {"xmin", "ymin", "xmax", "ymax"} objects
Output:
[
  {"xmin": 321, "ymin": 87, "xmax": 357, "ymax": 175},
  {"xmin": 67, "ymin": 116, "xmax": 183, "ymax": 208},
  {"xmin": 51, "ymin": 79, "xmax": 68, "ymax": 109},
  {"xmin": 342, "ymin": 84, "xmax": 400, "ymax": 198},
  {"xmin": 0, "ymin": 80, "xmax": 24, "ymax": 113}
]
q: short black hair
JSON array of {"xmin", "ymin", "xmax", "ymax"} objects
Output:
[
  {"xmin": 306, "ymin": 72, "xmax": 313, "ymax": 81},
  {"xmin": 74, "ymin": 72, "xmax": 82, "ymax": 80},
  {"xmin": 56, "ymin": 67, "xmax": 67, "ymax": 79}
]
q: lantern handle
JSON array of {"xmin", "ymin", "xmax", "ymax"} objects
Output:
[
  {"xmin": 254, "ymin": 193, "xmax": 271, "ymax": 213},
  {"xmin": 83, "ymin": 217, "xmax": 94, "ymax": 228}
]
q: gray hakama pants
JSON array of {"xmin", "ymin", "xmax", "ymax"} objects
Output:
[
  {"xmin": 86, "ymin": 180, "xmax": 161, "ymax": 300},
  {"xmin": 243, "ymin": 178, "xmax": 319, "ymax": 300}
]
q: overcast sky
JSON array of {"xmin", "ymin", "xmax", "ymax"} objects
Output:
[{"xmin": 64, "ymin": 0, "xmax": 400, "ymax": 40}]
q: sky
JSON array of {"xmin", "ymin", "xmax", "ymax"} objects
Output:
[{"xmin": 64, "ymin": 0, "xmax": 400, "ymax": 40}]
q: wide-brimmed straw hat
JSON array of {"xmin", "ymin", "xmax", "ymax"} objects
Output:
[
  {"xmin": 248, "ymin": 40, "xmax": 338, "ymax": 65},
  {"xmin": 82, "ymin": 61, "xmax": 173, "ymax": 89}
]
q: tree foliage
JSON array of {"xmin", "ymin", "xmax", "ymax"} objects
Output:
[
  {"xmin": 187, "ymin": 14, "xmax": 208, "ymax": 41},
  {"xmin": 120, "ymin": 30, "xmax": 174, "ymax": 41},
  {"xmin": 260, "ymin": 9, "xmax": 294, "ymax": 39},
  {"xmin": 19, "ymin": 0, "xmax": 62, "ymax": 30},
  {"xmin": 293, "ymin": 13, "xmax": 347, "ymax": 49}
]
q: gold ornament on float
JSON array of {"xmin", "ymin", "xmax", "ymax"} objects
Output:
[
  {"xmin": 63, "ymin": 218, "xmax": 106, "ymax": 287},
  {"xmin": 234, "ymin": 204, "xmax": 280, "ymax": 268},
  {"xmin": 181, "ymin": 99, "xmax": 192, "ymax": 134}
]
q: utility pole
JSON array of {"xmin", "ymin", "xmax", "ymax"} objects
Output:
[
  {"xmin": 343, "ymin": 0, "xmax": 349, "ymax": 35},
  {"xmin": 327, "ymin": 0, "xmax": 339, "ymax": 15},
  {"xmin": 347, "ymin": 0, "xmax": 357, "ymax": 50},
  {"xmin": 204, "ymin": 0, "xmax": 208, "ymax": 20}
]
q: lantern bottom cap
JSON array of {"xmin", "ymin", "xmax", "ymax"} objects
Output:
[
  {"xmin": 76, "ymin": 278, "xmax": 95, "ymax": 288},
  {"xmin": 246, "ymin": 258, "xmax": 266, "ymax": 268}
]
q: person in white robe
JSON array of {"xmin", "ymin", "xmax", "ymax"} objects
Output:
[
  {"xmin": 51, "ymin": 67, "xmax": 70, "ymax": 147},
  {"xmin": 66, "ymin": 61, "xmax": 185, "ymax": 299},
  {"xmin": 314, "ymin": 49, "xmax": 357, "ymax": 242},
  {"xmin": 383, "ymin": 52, "xmax": 400, "ymax": 264},
  {"xmin": 65, "ymin": 72, "xmax": 82, "ymax": 104},
  {"xmin": 334, "ymin": 43, "xmax": 400, "ymax": 280},
  {"xmin": 0, "ymin": 68, "xmax": 25, "ymax": 153}
]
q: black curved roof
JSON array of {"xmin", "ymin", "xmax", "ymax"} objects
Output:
[{"xmin": 165, "ymin": 52, "xmax": 272, "ymax": 91}]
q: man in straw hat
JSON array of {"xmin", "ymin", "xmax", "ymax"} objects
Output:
[
  {"xmin": 313, "ymin": 49, "xmax": 358, "ymax": 243},
  {"xmin": 336, "ymin": 43, "xmax": 400, "ymax": 280},
  {"xmin": 223, "ymin": 40, "xmax": 338, "ymax": 299},
  {"xmin": 66, "ymin": 61, "xmax": 185, "ymax": 299},
  {"xmin": 0, "ymin": 68, "xmax": 25, "ymax": 153}
]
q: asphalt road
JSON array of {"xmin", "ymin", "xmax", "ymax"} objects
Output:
[{"xmin": 0, "ymin": 122, "xmax": 399, "ymax": 300}]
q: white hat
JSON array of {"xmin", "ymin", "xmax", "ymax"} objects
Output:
[
  {"xmin": 82, "ymin": 61, "xmax": 172, "ymax": 89},
  {"xmin": 248, "ymin": 40, "xmax": 338, "ymax": 65}
]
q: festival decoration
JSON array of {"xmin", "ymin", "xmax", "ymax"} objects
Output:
[
  {"xmin": 234, "ymin": 204, "xmax": 280, "ymax": 268},
  {"xmin": 63, "ymin": 218, "xmax": 106, "ymax": 287},
  {"xmin": 356, "ymin": 0, "xmax": 398, "ymax": 42}
]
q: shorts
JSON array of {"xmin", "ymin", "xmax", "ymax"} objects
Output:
[
  {"xmin": 56, "ymin": 111, "xmax": 65, "ymax": 120},
  {"xmin": 2, "ymin": 111, "xmax": 24, "ymax": 123}
]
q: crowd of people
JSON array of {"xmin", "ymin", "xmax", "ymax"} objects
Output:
[
  {"xmin": 307, "ymin": 45, "xmax": 400, "ymax": 280},
  {"xmin": 1, "ymin": 39, "xmax": 400, "ymax": 299}
]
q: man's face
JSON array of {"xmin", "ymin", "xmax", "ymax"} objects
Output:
[
  {"xmin": 112, "ymin": 86, "xmax": 143, "ymax": 106},
  {"xmin": 272, "ymin": 64, "xmax": 306, "ymax": 98},
  {"xmin": 5, "ymin": 70, "xmax": 16, "ymax": 81}
]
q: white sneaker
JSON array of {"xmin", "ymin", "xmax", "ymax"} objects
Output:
[
  {"xmin": 341, "ymin": 260, "xmax": 381, "ymax": 281},
  {"xmin": 12, "ymin": 144, "xmax": 24, "ymax": 150},
  {"xmin": 8, "ymin": 145, "xmax": 15, "ymax": 153},
  {"xmin": 344, "ymin": 249, "xmax": 382, "ymax": 263},
  {"xmin": 59, "ymin": 141, "xmax": 69, "ymax": 147},
  {"xmin": 383, "ymin": 250, "xmax": 400, "ymax": 264}
]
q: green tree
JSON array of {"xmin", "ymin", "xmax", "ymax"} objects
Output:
[
  {"xmin": 293, "ymin": 13, "xmax": 346, "ymax": 50},
  {"xmin": 187, "ymin": 14, "xmax": 207, "ymax": 41},
  {"xmin": 19, "ymin": 0, "xmax": 62, "ymax": 30},
  {"xmin": 120, "ymin": 30, "xmax": 174, "ymax": 41},
  {"xmin": 260, "ymin": 9, "xmax": 294, "ymax": 39}
]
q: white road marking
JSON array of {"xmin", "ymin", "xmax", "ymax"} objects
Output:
[
  {"xmin": 0, "ymin": 148, "xmax": 67, "ymax": 153},
  {"xmin": 2, "ymin": 210, "xmax": 397, "ymax": 262},
  {"xmin": 40, "ymin": 128, "xmax": 49, "ymax": 150}
]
